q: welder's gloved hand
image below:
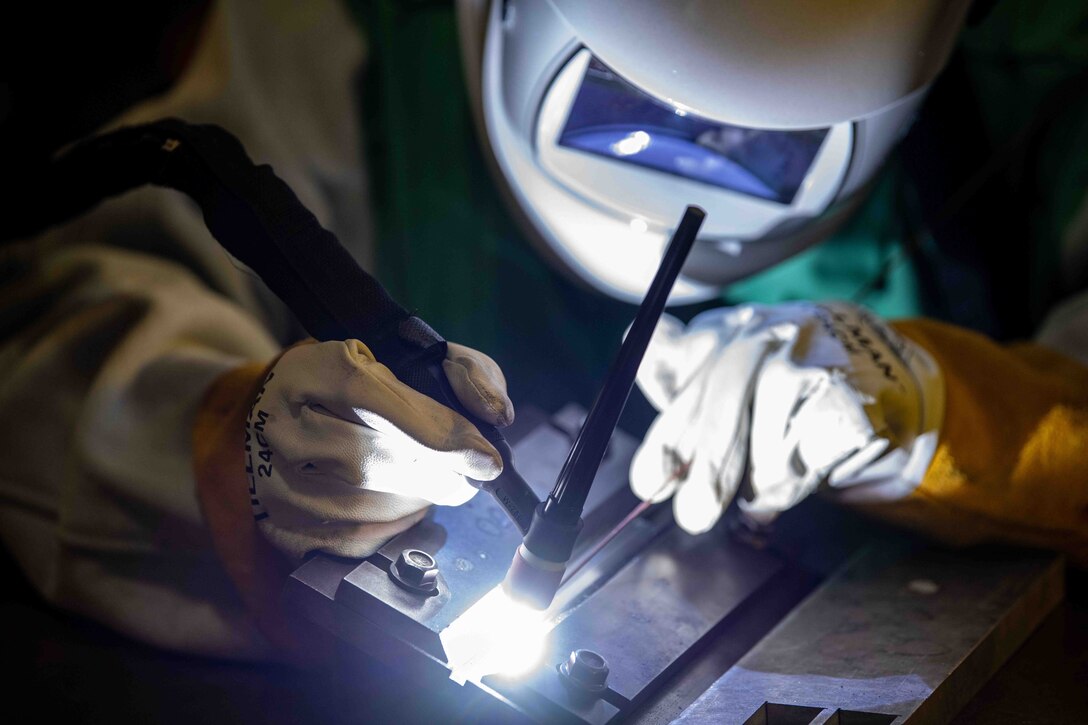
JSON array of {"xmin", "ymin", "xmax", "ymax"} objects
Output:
[
  {"xmin": 247, "ymin": 339, "xmax": 513, "ymax": 559},
  {"xmin": 629, "ymin": 302, "xmax": 944, "ymax": 534}
]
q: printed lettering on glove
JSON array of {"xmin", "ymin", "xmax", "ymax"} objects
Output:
[{"xmin": 246, "ymin": 340, "xmax": 510, "ymax": 558}]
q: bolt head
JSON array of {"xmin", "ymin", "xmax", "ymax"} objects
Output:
[
  {"xmin": 559, "ymin": 648, "xmax": 609, "ymax": 694},
  {"xmin": 392, "ymin": 549, "xmax": 439, "ymax": 591}
]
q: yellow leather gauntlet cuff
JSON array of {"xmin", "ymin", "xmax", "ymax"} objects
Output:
[{"xmin": 854, "ymin": 319, "xmax": 1088, "ymax": 566}]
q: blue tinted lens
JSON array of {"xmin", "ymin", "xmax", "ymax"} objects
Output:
[{"xmin": 558, "ymin": 58, "xmax": 828, "ymax": 204}]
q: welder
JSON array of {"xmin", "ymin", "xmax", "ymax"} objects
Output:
[
  {"xmin": 460, "ymin": 0, "xmax": 1088, "ymax": 566},
  {"xmin": 0, "ymin": 0, "xmax": 515, "ymax": 661},
  {"xmin": 0, "ymin": 0, "xmax": 1086, "ymax": 670}
]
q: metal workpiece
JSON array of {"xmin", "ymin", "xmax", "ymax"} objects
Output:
[
  {"xmin": 674, "ymin": 543, "xmax": 1064, "ymax": 724},
  {"xmin": 283, "ymin": 554, "xmax": 454, "ymax": 679},
  {"xmin": 484, "ymin": 669, "xmax": 621, "ymax": 725},
  {"xmin": 340, "ymin": 559, "xmax": 452, "ymax": 660},
  {"xmin": 481, "ymin": 524, "xmax": 785, "ymax": 723},
  {"xmin": 283, "ymin": 404, "xmax": 1063, "ymax": 724},
  {"xmin": 282, "ymin": 405, "xmax": 640, "ymax": 668},
  {"xmin": 530, "ymin": 529, "xmax": 783, "ymax": 703},
  {"xmin": 283, "ymin": 404, "xmax": 788, "ymax": 722}
]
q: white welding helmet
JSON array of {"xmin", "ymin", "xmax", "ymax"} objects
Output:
[{"xmin": 457, "ymin": 0, "xmax": 972, "ymax": 304}]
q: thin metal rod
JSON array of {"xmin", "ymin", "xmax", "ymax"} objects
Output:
[
  {"xmin": 544, "ymin": 206, "xmax": 706, "ymax": 523},
  {"xmin": 559, "ymin": 459, "xmax": 691, "ymax": 587},
  {"xmin": 560, "ymin": 499, "xmax": 653, "ymax": 587}
]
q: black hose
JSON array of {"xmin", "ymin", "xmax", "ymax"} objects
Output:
[{"xmin": 4, "ymin": 119, "xmax": 539, "ymax": 531}]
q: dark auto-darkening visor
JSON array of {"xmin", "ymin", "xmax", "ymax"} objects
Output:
[{"xmin": 558, "ymin": 57, "xmax": 829, "ymax": 205}]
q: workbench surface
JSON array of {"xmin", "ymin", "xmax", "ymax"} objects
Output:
[{"xmin": 5, "ymin": 546, "xmax": 1087, "ymax": 724}]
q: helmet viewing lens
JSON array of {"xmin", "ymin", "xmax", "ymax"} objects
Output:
[{"xmin": 558, "ymin": 57, "xmax": 829, "ymax": 204}]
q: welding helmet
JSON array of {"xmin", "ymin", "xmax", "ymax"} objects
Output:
[{"xmin": 457, "ymin": 0, "xmax": 972, "ymax": 304}]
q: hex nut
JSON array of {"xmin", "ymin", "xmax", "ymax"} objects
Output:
[
  {"xmin": 389, "ymin": 548, "xmax": 440, "ymax": 595},
  {"xmin": 558, "ymin": 649, "xmax": 609, "ymax": 694}
]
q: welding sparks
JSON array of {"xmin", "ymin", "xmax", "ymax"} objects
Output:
[{"xmin": 440, "ymin": 585, "xmax": 555, "ymax": 685}]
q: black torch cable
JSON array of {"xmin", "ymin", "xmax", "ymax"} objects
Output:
[
  {"xmin": 543, "ymin": 206, "xmax": 706, "ymax": 524},
  {"xmin": 6, "ymin": 119, "xmax": 541, "ymax": 533}
]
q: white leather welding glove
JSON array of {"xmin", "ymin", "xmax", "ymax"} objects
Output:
[
  {"xmin": 630, "ymin": 302, "xmax": 944, "ymax": 534},
  {"xmin": 248, "ymin": 339, "xmax": 513, "ymax": 558}
]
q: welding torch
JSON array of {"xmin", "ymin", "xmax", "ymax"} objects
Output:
[
  {"xmin": 11, "ymin": 119, "xmax": 704, "ymax": 611},
  {"xmin": 502, "ymin": 206, "xmax": 704, "ymax": 609}
]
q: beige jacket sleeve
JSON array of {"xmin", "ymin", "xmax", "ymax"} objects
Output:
[{"xmin": 0, "ymin": 0, "xmax": 369, "ymax": 660}]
